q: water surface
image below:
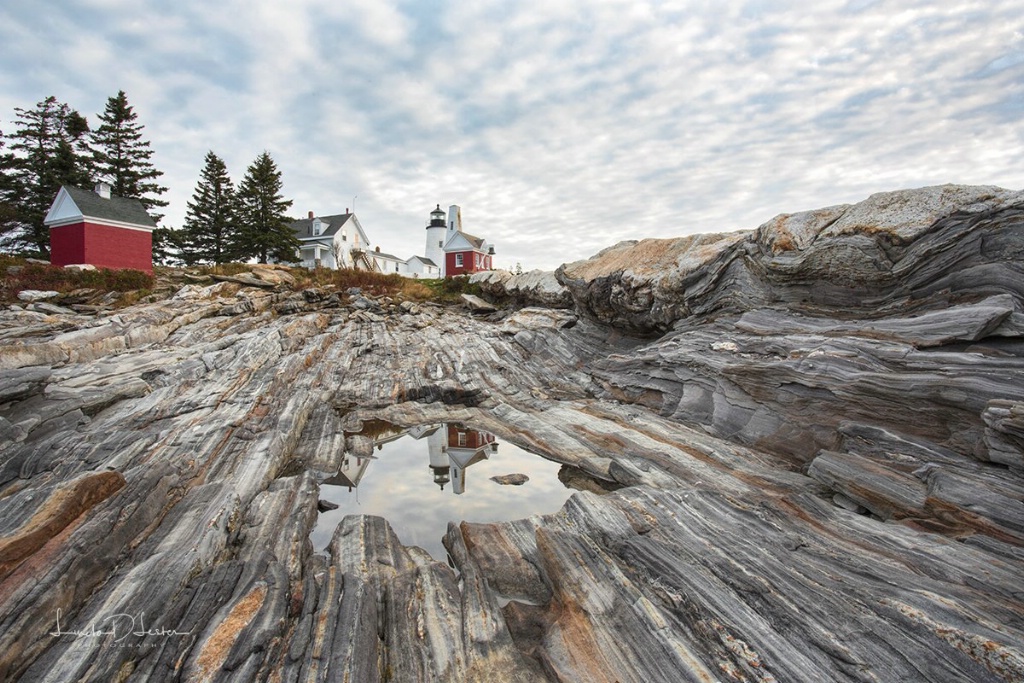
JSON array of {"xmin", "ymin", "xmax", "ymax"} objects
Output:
[{"xmin": 311, "ymin": 423, "xmax": 573, "ymax": 561}]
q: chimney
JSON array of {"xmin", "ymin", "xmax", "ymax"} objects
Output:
[
  {"xmin": 308, "ymin": 211, "xmax": 314, "ymax": 219},
  {"xmin": 375, "ymin": 246, "xmax": 380, "ymax": 252},
  {"xmin": 346, "ymin": 208, "xmax": 350, "ymax": 215},
  {"xmin": 95, "ymin": 182, "xmax": 111, "ymax": 200}
]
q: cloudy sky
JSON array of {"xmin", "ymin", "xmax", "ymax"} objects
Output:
[{"xmin": 1, "ymin": 0, "xmax": 1022, "ymax": 270}]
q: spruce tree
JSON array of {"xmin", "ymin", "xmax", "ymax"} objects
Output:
[
  {"xmin": 4, "ymin": 96, "xmax": 93, "ymax": 255},
  {"xmin": 0, "ymin": 134, "xmax": 18, "ymax": 242},
  {"xmin": 234, "ymin": 152, "xmax": 298, "ymax": 264},
  {"xmin": 91, "ymin": 90, "xmax": 167, "ymax": 220},
  {"xmin": 181, "ymin": 151, "xmax": 237, "ymax": 265},
  {"xmin": 152, "ymin": 227, "xmax": 185, "ymax": 266}
]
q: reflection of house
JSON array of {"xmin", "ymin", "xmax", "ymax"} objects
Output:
[
  {"xmin": 427, "ymin": 423, "xmax": 498, "ymax": 494},
  {"xmin": 325, "ymin": 451, "xmax": 373, "ymax": 491},
  {"xmin": 289, "ymin": 209, "xmax": 376, "ymax": 270},
  {"xmin": 325, "ymin": 422, "xmax": 498, "ymax": 495}
]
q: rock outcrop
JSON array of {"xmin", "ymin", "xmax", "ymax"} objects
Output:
[
  {"xmin": 471, "ymin": 269, "xmax": 574, "ymax": 309},
  {"xmin": 557, "ymin": 184, "xmax": 1024, "ymax": 333},
  {"xmin": 0, "ymin": 184, "xmax": 1022, "ymax": 682}
]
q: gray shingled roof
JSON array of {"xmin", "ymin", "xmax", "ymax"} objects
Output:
[
  {"xmin": 63, "ymin": 185, "xmax": 156, "ymax": 227},
  {"xmin": 410, "ymin": 256, "xmax": 438, "ymax": 267},
  {"xmin": 372, "ymin": 250, "xmax": 403, "ymax": 261},
  {"xmin": 289, "ymin": 213, "xmax": 354, "ymax": 239}
]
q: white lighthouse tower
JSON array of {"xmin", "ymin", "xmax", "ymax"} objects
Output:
[{"xmin": 424, "ymin": 204, "xmax": 447, "ymax": 276}]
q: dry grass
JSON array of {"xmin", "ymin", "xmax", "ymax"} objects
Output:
[
  {"xmin": 0, "ymin": 256, "xmax": 154, "ymax": 306},
  {"xmin": 2, "ymin": 254, "xmax": 487, "ymax": 309}
]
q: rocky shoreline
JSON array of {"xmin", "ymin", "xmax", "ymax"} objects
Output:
[{"xmin": 0, "ymin": 184, "xmax": 1022, "ymax": 681}]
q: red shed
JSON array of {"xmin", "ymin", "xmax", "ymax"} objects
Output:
[{"xmin": 44, "ymin": 183, "xmax": 156, "ymax": 273}]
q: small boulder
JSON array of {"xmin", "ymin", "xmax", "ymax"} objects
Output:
[
  {"xmin": 29, "ymin": 302, "xmax": 77, "ymax": 316},
  {"xmin": 461, "ymin": 293, "xmax": 496, "ymax": 313},
  {"xmin": 490, "ymin": 473, "xmax": 529, "ymax": 486},
  {"xmin": 17, "ymin": 290, "xmax": 60, "ymax": 302}
]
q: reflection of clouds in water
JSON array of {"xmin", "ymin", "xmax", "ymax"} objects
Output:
[{"xmin": 311, "ymin": 432, "xmax": 575, "ymax": 560}]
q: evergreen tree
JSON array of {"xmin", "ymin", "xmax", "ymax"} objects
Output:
[
  {"xmin": 234, "ymin": 152, "xmax": 298, "ymax": 264},
  {"xmin": 180, "ymin": 151, "xmax": 238, "ymax": 265},
  {"xmin": 91, "ymin": 90, "xmax": 167, "ymax": 220},
  {"xmin": 4, "ymin": 96, "xmax": 93, "ymax": 255},
  {"xmin": 0, "ymin": 134, "xmax": 19, "ymax": 242},
  {"xmin": 152, "ymin": 226, "xmax": 185, "ymax": 266}
]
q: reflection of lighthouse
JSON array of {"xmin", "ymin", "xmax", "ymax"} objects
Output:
[
  {"xmin": 418, "ymin": 423, "xmax": 498, "ymax": 494},
  {"xmin": 427, "ymin": 427, "xmax": 451, "ymax": 490}
]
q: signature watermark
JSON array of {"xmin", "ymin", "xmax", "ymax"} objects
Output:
[{"xmin": 50, "ymin": 609, "xmax": 194, "ymax": 647}]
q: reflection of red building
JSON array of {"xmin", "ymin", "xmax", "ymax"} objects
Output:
[{"xmin": 447, "ymin": 424, "xmax": 496, "ymax": 449}]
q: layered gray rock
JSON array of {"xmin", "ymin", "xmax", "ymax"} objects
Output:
[
  {"xmin": 557, "ymin": 184, "xmax": 1024, "ymax": 333},
  {"xmin": 0, "ymin": 184, "xmax": 1022, "ymax": 682},
  {"xmin": 471, "ymin": 269, "xmax": 574, "ymax": 309}
]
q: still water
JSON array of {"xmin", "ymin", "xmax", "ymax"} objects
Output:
[{"xmin": 311, "ymin": 423, "xmax": 574, "ymax": 561}]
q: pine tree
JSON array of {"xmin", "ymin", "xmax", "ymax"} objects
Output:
[
  {"xmin": 0, "ymin": 134, "xmax": 18, "ymax": 241},
  {"xmin": 234, "ymin": 152, "xmax": 298, "ymax": 264},
  {"xmin": 4, "ymin": 96, "xmax": 93, "ymax": 255},
  {"xmin": 91, "ymin": 90, "xmax": 167, "ymax": 220},
  {"xmin": 152, "ymin": 227, "xmax": 185, "ymax": 266},
  {"xmin": 180, "ymin": 151, "xmax": 238, "ymax": 265}
]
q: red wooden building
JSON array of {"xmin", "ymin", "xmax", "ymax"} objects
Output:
[
  {"xmin": 444, "ymin": 231, "xmax": 494, "ymax": 277},
  {"xmin": 44, "ymin": 183, "xmax": 156, "ymax": 273}
]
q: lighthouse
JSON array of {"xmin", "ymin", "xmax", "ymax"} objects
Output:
[{"xmin": 424, "ymin": 204, "xmax": 447, "ymax": 276}]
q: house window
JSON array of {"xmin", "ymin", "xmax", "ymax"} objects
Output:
[
  {"xmin": 395, "ymin": 263, "xmax": 399, "ymax": 273},
  {"xmin": 438, "ymin": 240, "xmax": 443, "ymax": 248},
  {"xmin": 475, "ymin": 254, "xmax": 480, "ymax": 268},
  {"xmin": 342, "ymin": 230, "xmax": 347, "ymax": 242},
  {"xmin": 455, "ymin": 253, "xmax": 463, "ymax": 267},
  {"xmin": 458, "ymin": 432, "xmax": 467, "ymax": 447},
  {"xmin": 313, "ymin": 221, "xmax": 322, "ymax": 236}
]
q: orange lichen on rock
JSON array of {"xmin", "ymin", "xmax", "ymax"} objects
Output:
[
  {"xmin": 561, "ymin": 232, "xmax": 748, "ymax": 282},
  {"xmin": 0, "ymin": 470, "xmax": 126, "ymax": 579},
  {"xmin": 192, "ymin": 582, "xmax": 268, "ymax": 682}
]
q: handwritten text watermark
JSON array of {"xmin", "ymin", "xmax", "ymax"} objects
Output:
[{"xmin": 50, "ymin": 609, "xmax": 193, "ymax": 647}]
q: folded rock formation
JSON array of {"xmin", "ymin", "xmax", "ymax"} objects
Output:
[{"xmin": 0, "ymin": 184, "xmax": 1022, "ymax": 682}]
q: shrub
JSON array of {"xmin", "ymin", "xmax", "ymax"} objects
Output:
[
  {"xmin": 0, "ymin": 257, "xmax": 154, "ymax": 305},
  {"xmin": 412, "ymin": 275, "xmax": 482, "ymax": 303}
]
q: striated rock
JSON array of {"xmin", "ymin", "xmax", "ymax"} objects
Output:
[
  {"xmin": 471, "ymin": 270, "xmax": 574, "ymax": 309},
  {"xmin": 557, "ymin": 184, "xmax": 1024, "ymax": 333},
  {"xmin": 983, "ymin": 400, "xmax": 1024, "ymax": 469},
  {"xmin": 556, "ymin": 232, "xmax": 750, "ymax": 332},
  {"xmin": 16, "ymin": 290, "xmax": 59, "ymax": 303},
  {"xmin": 461, "ymin": 293, "xmax": 497, "ymax": 313},
  {"xmin": 0, "ymin": 184, "xmax": 1021, "ymax": 682},
  {"xmin": 500, "ymin": 307, "xmax": 577, "ymax": 335}
]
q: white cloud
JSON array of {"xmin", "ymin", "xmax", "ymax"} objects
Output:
[{"xmin": 0, "ymin": 0, "xmax": 1022, "ymax": 270}]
